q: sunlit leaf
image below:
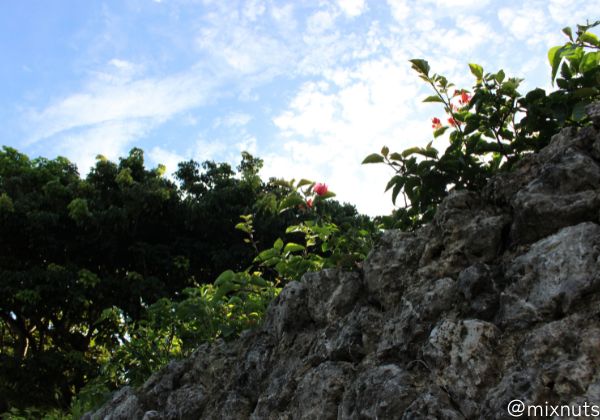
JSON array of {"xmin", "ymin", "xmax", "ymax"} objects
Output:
[
  {"xmin": 468, "ymin": 63, "xmax": 483, "ymax": 80},
  {"xmin": 580, "ymin": 31, "xmax": 599, "ymax": 46},
  {"xmin": 283, "ymin": 243, "xmax": 305, "ymax": 253},
  {"xmin": 274, "ymin": 238, "xmax": 284, "ymax": 251},
  {"xmin": 423, "ymin": 95, "xmax": 444, "ymax": 103},
  {"xmin": 434, "ymin": 126, "xmax": 449, "ymax": 138},
  {"xmin": 362, "ymin": 153, "xmax": 384, "ymax": 164}
]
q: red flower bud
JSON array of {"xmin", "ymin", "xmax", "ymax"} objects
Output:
[
  {"xmin": 314, "ymin": 183, "xmax": 328, "ymax": 196},
  {"xmin": 306, "ymin": 198, "xmax": 313, "ymax": 208},
  {"xmin": 431, "ymin": 117, "xmax": 442, "ymax": 130}
]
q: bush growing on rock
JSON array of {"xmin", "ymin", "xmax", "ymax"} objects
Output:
[{"xmin": 365, "ymin": 20, "xmax": 600, "ymax": 230}]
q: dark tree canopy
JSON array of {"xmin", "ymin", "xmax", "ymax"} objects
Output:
[{"xmin": 0, "ymin": 146, "xmax": 369, "ymax": 412}]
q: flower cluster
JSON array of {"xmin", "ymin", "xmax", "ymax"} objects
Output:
[
  {"xmin": 431, "ymin": 90, "xmax": 471, "ymax": 131},
  {"xmin": 458, "ymin": 91, "xmax": 471, "ymax": 106}
]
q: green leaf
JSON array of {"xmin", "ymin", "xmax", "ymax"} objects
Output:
[
  {"xmin": 389, "ymin": 152, "xmax": 403, "ymax": 161},
  {"xmin": 296, "ymin": 179, "xmax": 313, "ymax": 188},
  {"xmin": 562, "ymin": 26, "xmax": 573, "ymax": 41},
  {"xmin": 416, "ymin": 147, "xmax": 438, "ymax": 159},
  {"xmin": 401, "ymin": 147, "xmax": 421, "ymax": 158},
  {"xmin": 235, "ymin": 222, "xmax": 250, "ymax": 233},
  {"xmin": 274, "ymin": 238, "xmax": 284, "ymax": 251},
  {"xmin": 560, "ymin": 61, "xmax": 572, "ymax": 80},
  {"xmin": 248, "ymin": 276, "xmax": 268, "ymax": 287},
  {"xmin": 381, "ymin": 146, "xmax": 389, "ymax": 157},
  {"xmin": 409, "ymin": 59, "xmax": 430, "ymax": 76},
  {"xmin": 548, "ymin": 46, "xmax": 564, "ymax": 84},
  {"xmin": 579, "ymin": 52, "xmax": 599, "ymax": 73},
  {"xmin": 571, "ymin": 101, "xmax": 588, "ymax": 121},
  {"xmin": 391, "ymin": 182, "xmax": 403, "ymax": 205},
  {"xmin": 385, "ymin": 175, "xmax": 402, "ymax": 192},
  {"xmin": 215, "ymin": 270, "xmax": 236, "ymax": 287},
  {"xmin": 495, "ymin": 69, "xmax": 505, "ymax": 83},
  {"xmin": 557, "ymin": 78, "xmax": 569, "ymax": 89},
  {"xmin": 474, "ymin": 140, "xmax": 504, "ymax": 154},
  {"xmin": 433, "ymin": 126, "xmax": 449, "ymax": 138},
  {"xmin": 255, "ymin": 248, "xmax": 279, "ymax": 263},
  {"xmin": 278, "ymin": 193, "xmax": 305, "ymax": 212},
  {"xmin": 423, "ymin": 95, "xmax": 444, "ymax": 103},
  {"xmin": 580, "ymin": 31, "xmax": 600, "ymax": 46},
  {"xmin": 318, "ymin": 191, "xmax": 336, "ymax": 199},
  {"xmin": 362, "ymin": 153, "xmax": 384, "ymax": 164},
  {"xmin": 468, "ymin": 63, "xmax": 484, "ymax": 79},
  {"xmin": 285, "ymin": 224, "xmax": 302, "ymax": 234},
  {"xmin": 283, "ymin": 243, "xmax": 305, "ymax": 253},
  {"xmin": 572, "ymin": 87, "xmax": 599, "ymax": 98}
]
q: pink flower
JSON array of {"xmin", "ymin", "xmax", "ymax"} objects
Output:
[
  {"xmin": 448, "ymin": 117, "xmax": 460, "ymax": 127},
  {"xmin": 459, "ymin": 91, "xmax": 471, "ymax": 106},
  {"xmin": 431, "ymin": 117, "xmax": 442, "ymax": 129},
  {"xmin": 314, "ymin": 183, "xmax": 328, "ymax": 196}
]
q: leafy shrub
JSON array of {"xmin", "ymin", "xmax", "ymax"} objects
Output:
[
  {"xmin": 365, "ymin": 20, "xmax": 600, "ymax": 230},
  {"xmin": 89, "ymin": 178, "xmax": 376, "ymax": 392}
]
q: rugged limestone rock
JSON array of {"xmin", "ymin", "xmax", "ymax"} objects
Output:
[{"xmin": 89, "ymin": 104, "xmax": 600, "ymax": 419}]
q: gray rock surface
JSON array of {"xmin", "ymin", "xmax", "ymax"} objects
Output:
[{"xmin": 89, "ymin": 104, "xmax": 600, "ymax": 419}]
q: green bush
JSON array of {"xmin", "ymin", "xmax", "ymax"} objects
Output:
[{"xmin": 366, "ymin": 20, "xmax": 600, "ymax": 230}]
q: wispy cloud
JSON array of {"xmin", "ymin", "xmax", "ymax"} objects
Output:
[
  {"xmin": 268, "ymin": 51, "xmax": 427, "ymax": 214},
  {"xmin": 27, "ymin": 66, "xmax": 214, "ymax": 145},
  {"xmin": 213, "ymin": 112, "xmax": 253, "ymax": 129},
  {"xmin": 55, "ymin": 119, "xmax": 154, "ymax": 175}
]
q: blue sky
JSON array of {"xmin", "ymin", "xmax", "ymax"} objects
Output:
[{"xmin": 1, "ymin": 0, "xmax": 597, "ymax": 215}]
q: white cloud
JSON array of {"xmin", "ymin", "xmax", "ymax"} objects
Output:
[
  {"xmin": 269, "ymin": 52, "xmax": 432, "ymax": 215},
  {"xmin": 498, "ymin": 5, "xmax": 554, "ymax": 46},
  {"xmin": 427, "ymin": 0, "xmax": 490, "ymax": 8},
  {"xmin": 337, "ymin": 0, "xmax": 367, "ymax": 17},
  {"xmin": 547, "ymin": 0, "xmax": 599, "ymax": 26},
  {"xmin": 109, "ymin": 58, "xmax": 133, "ymax": 71},
  {"xmin": 243, "ymin": 0, "xmax": 266, "ymax": 21},
  {"xmin": 213, "ymin": 112, "xmax": 252, "ymax": 128},
  {"xmin": 434, "ymin": 16, "xmax": 498, "ymax": 56},
  {"xmin": 274, "ymin": 81, "xmax": 339, "ymax": 139},
  {"xmin": 196, "ymin": 13, "xmax": 295, "ymax": 80},
  {"xmin": 306, "ymin": 9, "xmax": 339, "ymax": 35},
  {"xmin": 236, "ymin": 135, "xmax": 257, "ymax": 155},
  {"xmin": 27, "ymin": 69, "xmax": 213, "ymax": 145},
  {"xmin": 56, "ymin": 119, "xmax": 153, "ymax": 176},
  {"xmin": 270, "ymin": 4, "xmax": 297, "ymax": 32},
  {"xmin": 386, "ymin": 0, "xmax": 410, "ymax": 23}
]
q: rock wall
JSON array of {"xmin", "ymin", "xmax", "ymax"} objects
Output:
[{"xmin": 90, "ymin": 105, "xmax": 600, "ymax": 419}]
